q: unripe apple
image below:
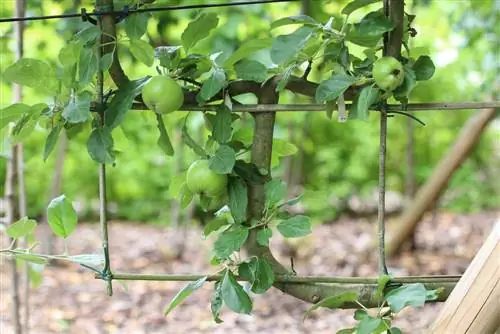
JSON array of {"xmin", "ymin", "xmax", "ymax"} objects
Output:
[
  {"xmin": 372, "ymin": 56, "xmax": 404, "ymax": 92},
  {"xmin": 142, "ymin": 76, "xmax": 184, "ymax": 114}
]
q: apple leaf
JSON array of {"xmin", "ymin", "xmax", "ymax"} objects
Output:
[
  {"xmin": 256, "ymin": 228, "xmax": 272, "ymax": 247},
  {"xmin": 277, "ymin": 215, "xmax": 312, "ymax": 238},
  {"xmin": 342, "ymin": 0, "xmax": 381, "ymax": 16},
  {"xmin": 228, "ymin": 176, "xmax": 248, "ymax": 224},
  {"xmin": 6, "ymin": 217, "xmax": 37, "ymax": 239},
  {"xmin": 221, "ymin": 270, "xmax": 253, "ymax": 314},
  {"xmin": 43, "ymin": 124, "xmax": 63, "ymax": 161},
  {"xmin": 164, "ymin": 276, "xmax": 207, "ymax": 316},
  {"xmin": 182, "ymin": 13, "xmax": 219, "ymax": 51},
  {"xmin": 213, "ymin": 225, "xmax": 249, "ymax": 259},
  {"xmin": 129, "ymin": 39, "xmax": 155, "ymax": 66},
  {"xmin": 264, "ymin": 179, "xmax": 287, "ymax": 210},
  {"xmin": 412, "ymin": 55, "xmax": 435, "ymax": 81},
  {"xmin": 3, "ymin": 58, "xmax": 59, "ymax": 96},
  {"xmin": 62, "ymin": 91, "xmax": 92, "ymax": 124},
  {"xmin": 87, "ymin": 127, "xmax": 115, "ymax": 164},
  {"xmin": 47, "ymin": 195, "xmax": 78, "ymax": 239},
  {"xmin": 199, "ymin": 68, "xmax": 226, "ymax": 101},
  {"xmin": 316, "ymin": 75, "xmax": 357, "ymax": 103},
  {"xmin": 209, "ymin": 145, "xmax": 236, "ymax": 174},
  {"xmin": 124, "ymin": 13, "xmax": 149, "ymax": 40},
  {"xmin": 234, "ymin": 60, "xmax": 268, "ymax": 83},
  {"xmin": 350, "ymin": 85, "xmax": 380, "ymax": 120},
  {"xmin": 271, "ymin": 26, "xmax": 316, "ymax": 65}
]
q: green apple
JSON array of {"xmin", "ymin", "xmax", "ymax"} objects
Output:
[
  {"xmin": 372, "ymin": 56, "xmax": 404, "ymax": 92},
  {"xmin": 186, "ymin": 160, "xmax": 228, "ymax": 197},
  {"xmin": 142, "ymin": 76, "xmax": 184, "ymax": 114}
]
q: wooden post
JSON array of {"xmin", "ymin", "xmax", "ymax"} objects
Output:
[
  {"xmin": 430, "ymin": 221, "xmax": 500, "ymax": 334},
  {"xmin": 386, "ymin": 108, "xmax": 498, "ymax": 256}
]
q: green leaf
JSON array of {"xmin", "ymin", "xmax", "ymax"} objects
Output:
[
  {"xmin": 211, "ymin": 281, "xmax": 224, "ymax": 323},
  {"xmin": 78, "ymin": 47, "xmax": 98, "ymax": 86},
  {"xmin": 179, "ymin": 184, "xmax": 194, "ymax": 209},
  {"xmin": 0, "ymin": 103, "xmax": 30, "ymax": 130},
  {"xmin": 304, "ymin": 292, "xmax": 358, "ymax": 319},
  {"xmin": 59, "ymin": 42, "xmax": 82, "ymax": 67},
  {"xmin": 182, "ymin": 125, "xmax": 208, "ymax": 158},
  {"xmin": 87, "ymin": 127, "xmax": 115, "ymax": 164},
  {"xmin": 3, "ymin": 58, "xmax": 59, "ymax": 95},
  {"xmin": 155, "ymin": 114, "xmax": 174, "ymax": 156},
  {"xmin": 105, "ymin": 77, "xmax": 150, "ymax": 129},
  {"xmin": 233, "ymin": 160, "xmax": 267, "ymax": 184},
  {"xmin": 99, "ymin": 52, "xmax": 114, "ymax": 72},
  {"xmin": 232, "ymin": 127, "xmax": 253, "ymax": 147},
  {"xmin": 43, "ymin": 125, "xmax": 63, "ymax": 161},
  {"xmin": 212, "ymin": 105, "xmax": 233, "ymax": 144},
  {"xmin": 228, "ymin": 177, "xmax": 248, "ymax": 224},
  {"xmin": 74, "ymin": 25, "xmax": 101, "ymax": 44},
  {"xmin": 389, "ymin": 327, "xmax": 403, "ymax": 334},
  {"xmin": 277, "ymin": 215, "xmax": 311, "ymax": 238},
  {"xmin": 15, "ymin": 253, "xmax": 48, "ymax": 265},
  {"xmin": 181, "ymin": 13, "xmax": 219, "ymax": 51},
  {"xmin": 224, "ymin": 38, "xmax": 273, "ymax": 67},
  {"xmin": 375, "ymin": 274, "xmax": 392, "ymax": 299},
  {"xmin": 256, "ymin": 228, "xmax": 272, "ymax": 247},
  {"xmin": 209, "ymin": 145, "xmax": 236, "ymax": 174},
  {"xmin": 350, "ymin": 85, "xmax": 380, "ymax": 120},
  {"xmin": 78, "ymin": 48, "xmax": 99, "ymax": 87},
  {"xmin": 413, "ymin": 55, "xmax": 435, "ymax": 81},
  {"xmin": 276, "ymin": 65, "xmax": 296, "ymax": 93},
  {"xmin": 316, "ymin": 74, "xmax": 357, "ymax": 104},
  {"xmin": 234, "ymin": 60, "xmax": 268, "ymax": 83},
  {"xmin": 426, "ymin": 287, "xmax": 444, "ymax": 301},
  {"xmin": 221, "ymin": 270, "xmax": 252, "ymax": 314},
  {"xmin": 271, "ymin": 138, "xmax": 298, "ymax": 168},
  {"xmin": 129, "ymin": 39, "xmax": 155, "ymax": 66},
  {"xmin": 393, "ymin": 69, "xmax": 417, "ymax": 103},
  {"xmin": 47, "ymin": 195, "xmax": 78, "ymax": 238},
  {"xmin": 342, "ymin": 0, "xmax": 381, "ymax": 16},
  {"xmin": 203, "ymin": 218, "xmax": 228, "ymax": 238},
  {"xmin": 62, "ymin": 91, "xmax": 92, "ymax": 124},
  {"xmin": 270, "ymin": 15, "xmax": 319, "ymax": 29},
  {"xmin": 6, "ymin": 217, "xmax": 37, "ymax": 239},
  {"xmin": 164, "ymin": 276, "xmax": 207, "ymax": 316},
  {"xmin": 11, "ymin": 114, "xmax": 36, "ymax": 144},
  {"xmin": 264, "ymin": 179, "xmax": 287, "ymax": 210},
  {"xmin": 124, "ymin": 13, "xmax": 149, "ymax": 40},
  {"xmin": 155, "ymin": 45, "xmax": 182, "ymax": 69},
  {"xmin": 67, "ymin": 254, "xmax": 105, "ymax": 267},
  {"xmin": 357, "ymin": 315, "xmax": 382, "ymax": 334},
  {"xmin": 347, "ymin": 11, "xmax": 394, "ymax": 47},
  {"xmin": 213, "ymin": 225, "xmax": 249, "ymax": 259},
  {"xmin": 385, "ymin": 283, "xmax": 427, "ymax": 313},
  {"xmin": 336, "ymin": 328, "xmax": 356, "ymax": 334},
  {"xmin": 238, "ymin": 257, "xmax": 275, "ymax": 294},
  {"xmin": 271, "ymin": 26, "xmax": 316, "ymax": 65},
  {"xmin": 168, "ymin": 172, "xmax": 186, "ymax": 197},
  {"xmin": 199, "ymin": 68, "xmax": 226, "ymax": 101}
]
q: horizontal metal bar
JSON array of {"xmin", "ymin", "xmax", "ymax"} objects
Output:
[
  {"xmin": 102, "ymin": 272, "xmax": 461, "ymax": 284},
  {"xmin": 176, "ymin": 101, "xmax": 500, "ymax": 113}
]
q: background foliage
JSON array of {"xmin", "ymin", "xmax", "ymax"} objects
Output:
[{"xmin": 0, "ymin": 0, "xmax": 498, "ymax": 223}]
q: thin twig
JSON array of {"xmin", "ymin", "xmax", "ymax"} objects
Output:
[{"xmin": 97, "ymin": 4, "xmax": 113, "ymax": 296}]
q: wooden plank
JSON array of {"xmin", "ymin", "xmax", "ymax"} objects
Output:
[{"xmin": 430, "ymin": 221, "xmax": 500, "ymax": 334}]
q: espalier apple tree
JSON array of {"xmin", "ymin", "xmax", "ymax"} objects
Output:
[{"xmin": 1, "ymin": 0, "xmax": 440, "ymax": 332}]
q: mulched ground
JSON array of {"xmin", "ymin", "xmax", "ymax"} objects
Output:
[{"xmin": 1, "ymin": 210, "xmax": 498, "ymax": 334}]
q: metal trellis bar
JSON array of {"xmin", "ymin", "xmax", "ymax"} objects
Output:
[{"xmin": 0, "ymin": 0, "xmax": 299, "ymax": 23}]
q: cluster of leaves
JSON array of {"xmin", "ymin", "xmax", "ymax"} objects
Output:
[
  {"xmin": 304, "ymin": 275, "xmax": 442, "ymax": 334},
  {"xmin": 1, "ymin": 195, "xmax": 104, "ymax": 287}
]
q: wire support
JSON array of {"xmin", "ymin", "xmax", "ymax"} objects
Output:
[{"xmin": 0, "ymin": 0, "xmax": 299, "ymax": 23}]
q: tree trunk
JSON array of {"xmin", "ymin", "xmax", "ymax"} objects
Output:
[{"xmin": 387, "ymin": 108, "xmax": 498, "ymax": 256}]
